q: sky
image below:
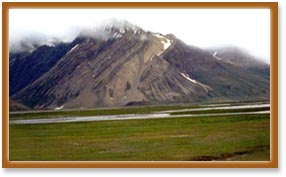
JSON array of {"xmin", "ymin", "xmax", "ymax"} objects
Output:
[{"xmin": 9, "ymin": 9, "xmax": 270, "ymax": 63}]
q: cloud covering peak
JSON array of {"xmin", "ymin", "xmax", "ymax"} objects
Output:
[{"xmin": 9, "ymin": 9, "xmax": 270, "ymax": 63}]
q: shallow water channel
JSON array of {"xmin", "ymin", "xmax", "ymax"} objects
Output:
[{"xmin": 10, "ymin": 104, "xmax": 270, "ymax": 125}]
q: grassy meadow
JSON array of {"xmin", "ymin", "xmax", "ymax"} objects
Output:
[{"xmin": 9, "ymin": 109, "xmax": 270, "ymax": 161}]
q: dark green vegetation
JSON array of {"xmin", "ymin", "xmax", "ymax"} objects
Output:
[
  {"xmin": 10, "ymin": 114, "xmax": 270, "ymax": 161},
  {"xmin": 170, "ymin": 107, "xmax": 269, "ymax": 115}
]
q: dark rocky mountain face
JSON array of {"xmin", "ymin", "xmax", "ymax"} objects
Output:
[
  {"xmin": 9, "ymin": 99, "xmax": 31, "ymax": 111},
  {"xmin": 9, "ymin": 38, "xmax": 83, "ymax": 95},
  {"xmin": 10, "ymin": 23, "xmax": 270, "ymax": 109},
  {"xmin": 163, "ymin": 39, "xmax": 270, "ymax": 101}
]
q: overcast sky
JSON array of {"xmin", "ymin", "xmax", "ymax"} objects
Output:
[{"xmin": 9, "ymin": 9, "xmax": 270, "ymax": 63}]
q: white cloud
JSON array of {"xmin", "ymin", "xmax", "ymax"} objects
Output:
[{"xmin": 9, "ymin": 8, "xmax": 270, "ymax": 62}]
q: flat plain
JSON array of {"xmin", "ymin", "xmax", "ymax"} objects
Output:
[{"xmin": 9, "ymin": 102, "xmax": 270, "ymax": 161}]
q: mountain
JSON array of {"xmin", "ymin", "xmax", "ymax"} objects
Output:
[
  {"xmin": 9, "ymin": 99, "xmax": 31, "ymax": 112},
  {"xmin": 162, "ymin": 41, "xmax": 270, "ymax": 101},
  {"xmin": 9, "ymin": 21, "xmax": 270, "ymax": 109},
  {"xmin": 209, "ymin": 46, "xmax": 270, "ymax": 78},
  {"xmin": 9, "ymin": 38, "xmax": 83, "ymax": 95}
]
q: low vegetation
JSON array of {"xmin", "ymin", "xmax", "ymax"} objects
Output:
[
  {"xmin": 170, "ymin": 107, "xmax": 269, "ymax": 115},
  {"xmin": 10, "ymin": 113, "xmax": 270, "ymax": 161}
]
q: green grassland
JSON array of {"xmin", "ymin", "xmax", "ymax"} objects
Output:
[
  {"xmin": 170, "ymin": 107, "xmax": 269, "ymax": 115},
  {"xmin": 9, "ymin": 113, "xmax": 270, "ymax": 161}
]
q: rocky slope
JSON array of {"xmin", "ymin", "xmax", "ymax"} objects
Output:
[
  {"xmin": 9, "ymin": 38, "xmax": 83, "ymax": 95},
  {"xmin": 9, "ymin": 99, "xmax": 31, "ymax": 111}
]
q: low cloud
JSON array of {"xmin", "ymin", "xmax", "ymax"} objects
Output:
[{"xmin": 9, "ymin": 18, "xmax": 142, "ymax": 53}]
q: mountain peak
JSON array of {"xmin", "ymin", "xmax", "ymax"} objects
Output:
[
  {"xmin": 77, "ymin": 19, "xmax": 144, "ymax": 40},
  {"xmin": 103, "ymin": 19, "xmax": 142, "ymax": 33}
]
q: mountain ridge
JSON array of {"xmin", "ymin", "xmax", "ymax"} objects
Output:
[{"xmin": 9, "ymin": 21, "xmax": 270, "ymax": 110}]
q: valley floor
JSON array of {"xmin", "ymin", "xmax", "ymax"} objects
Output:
[{"xmin": 9, "ymin": 102, "xmax": 270, "ymax": 161}]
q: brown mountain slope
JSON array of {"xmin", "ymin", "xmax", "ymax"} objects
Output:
[
  {"xmin": 11, "ymin": 24, "xmax": 270, "ymax": 109},
  {"xmin": 13, "ymin": 28, "xmax": 207, "ymax": 109}
]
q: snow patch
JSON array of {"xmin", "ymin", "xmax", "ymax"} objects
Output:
[
  {"xmin": 213, "ymin": 51, "xmax": 222, "ymax": 60},
  {"xmin": 112, "ymin": 32, "xmax": 123, "ymax": 38},
  {"xmin": 45, "ymin": 43, "xmax": 56, "ymax": 47},
  {"xmin": 181, "ymin": 73, "xmax": 212, "ymax": 93},
  {"xmin": 162, "ymin": 38, "xmax": 172, "ymax": 50},
  {"xmin": 67, "ymin": 44, "xmax": 79, "ymax": 54},
  {"xmin": 152, "ymin": 33, "xmax": 172, "ymax": 50},
  {"xmin": 55, "ymin": 105, "xmax": 64, "ymax": 110},
  {"xmin": 146, "ymin": 33, "xmax": 173, "ymax": 62},
  {"xmin": 119, "ymin": 28, "xmax": 125, "ymax": 34},
  {"xmin": 181, "ymin": 73, "xmax": 197, "ymax": 84}
]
